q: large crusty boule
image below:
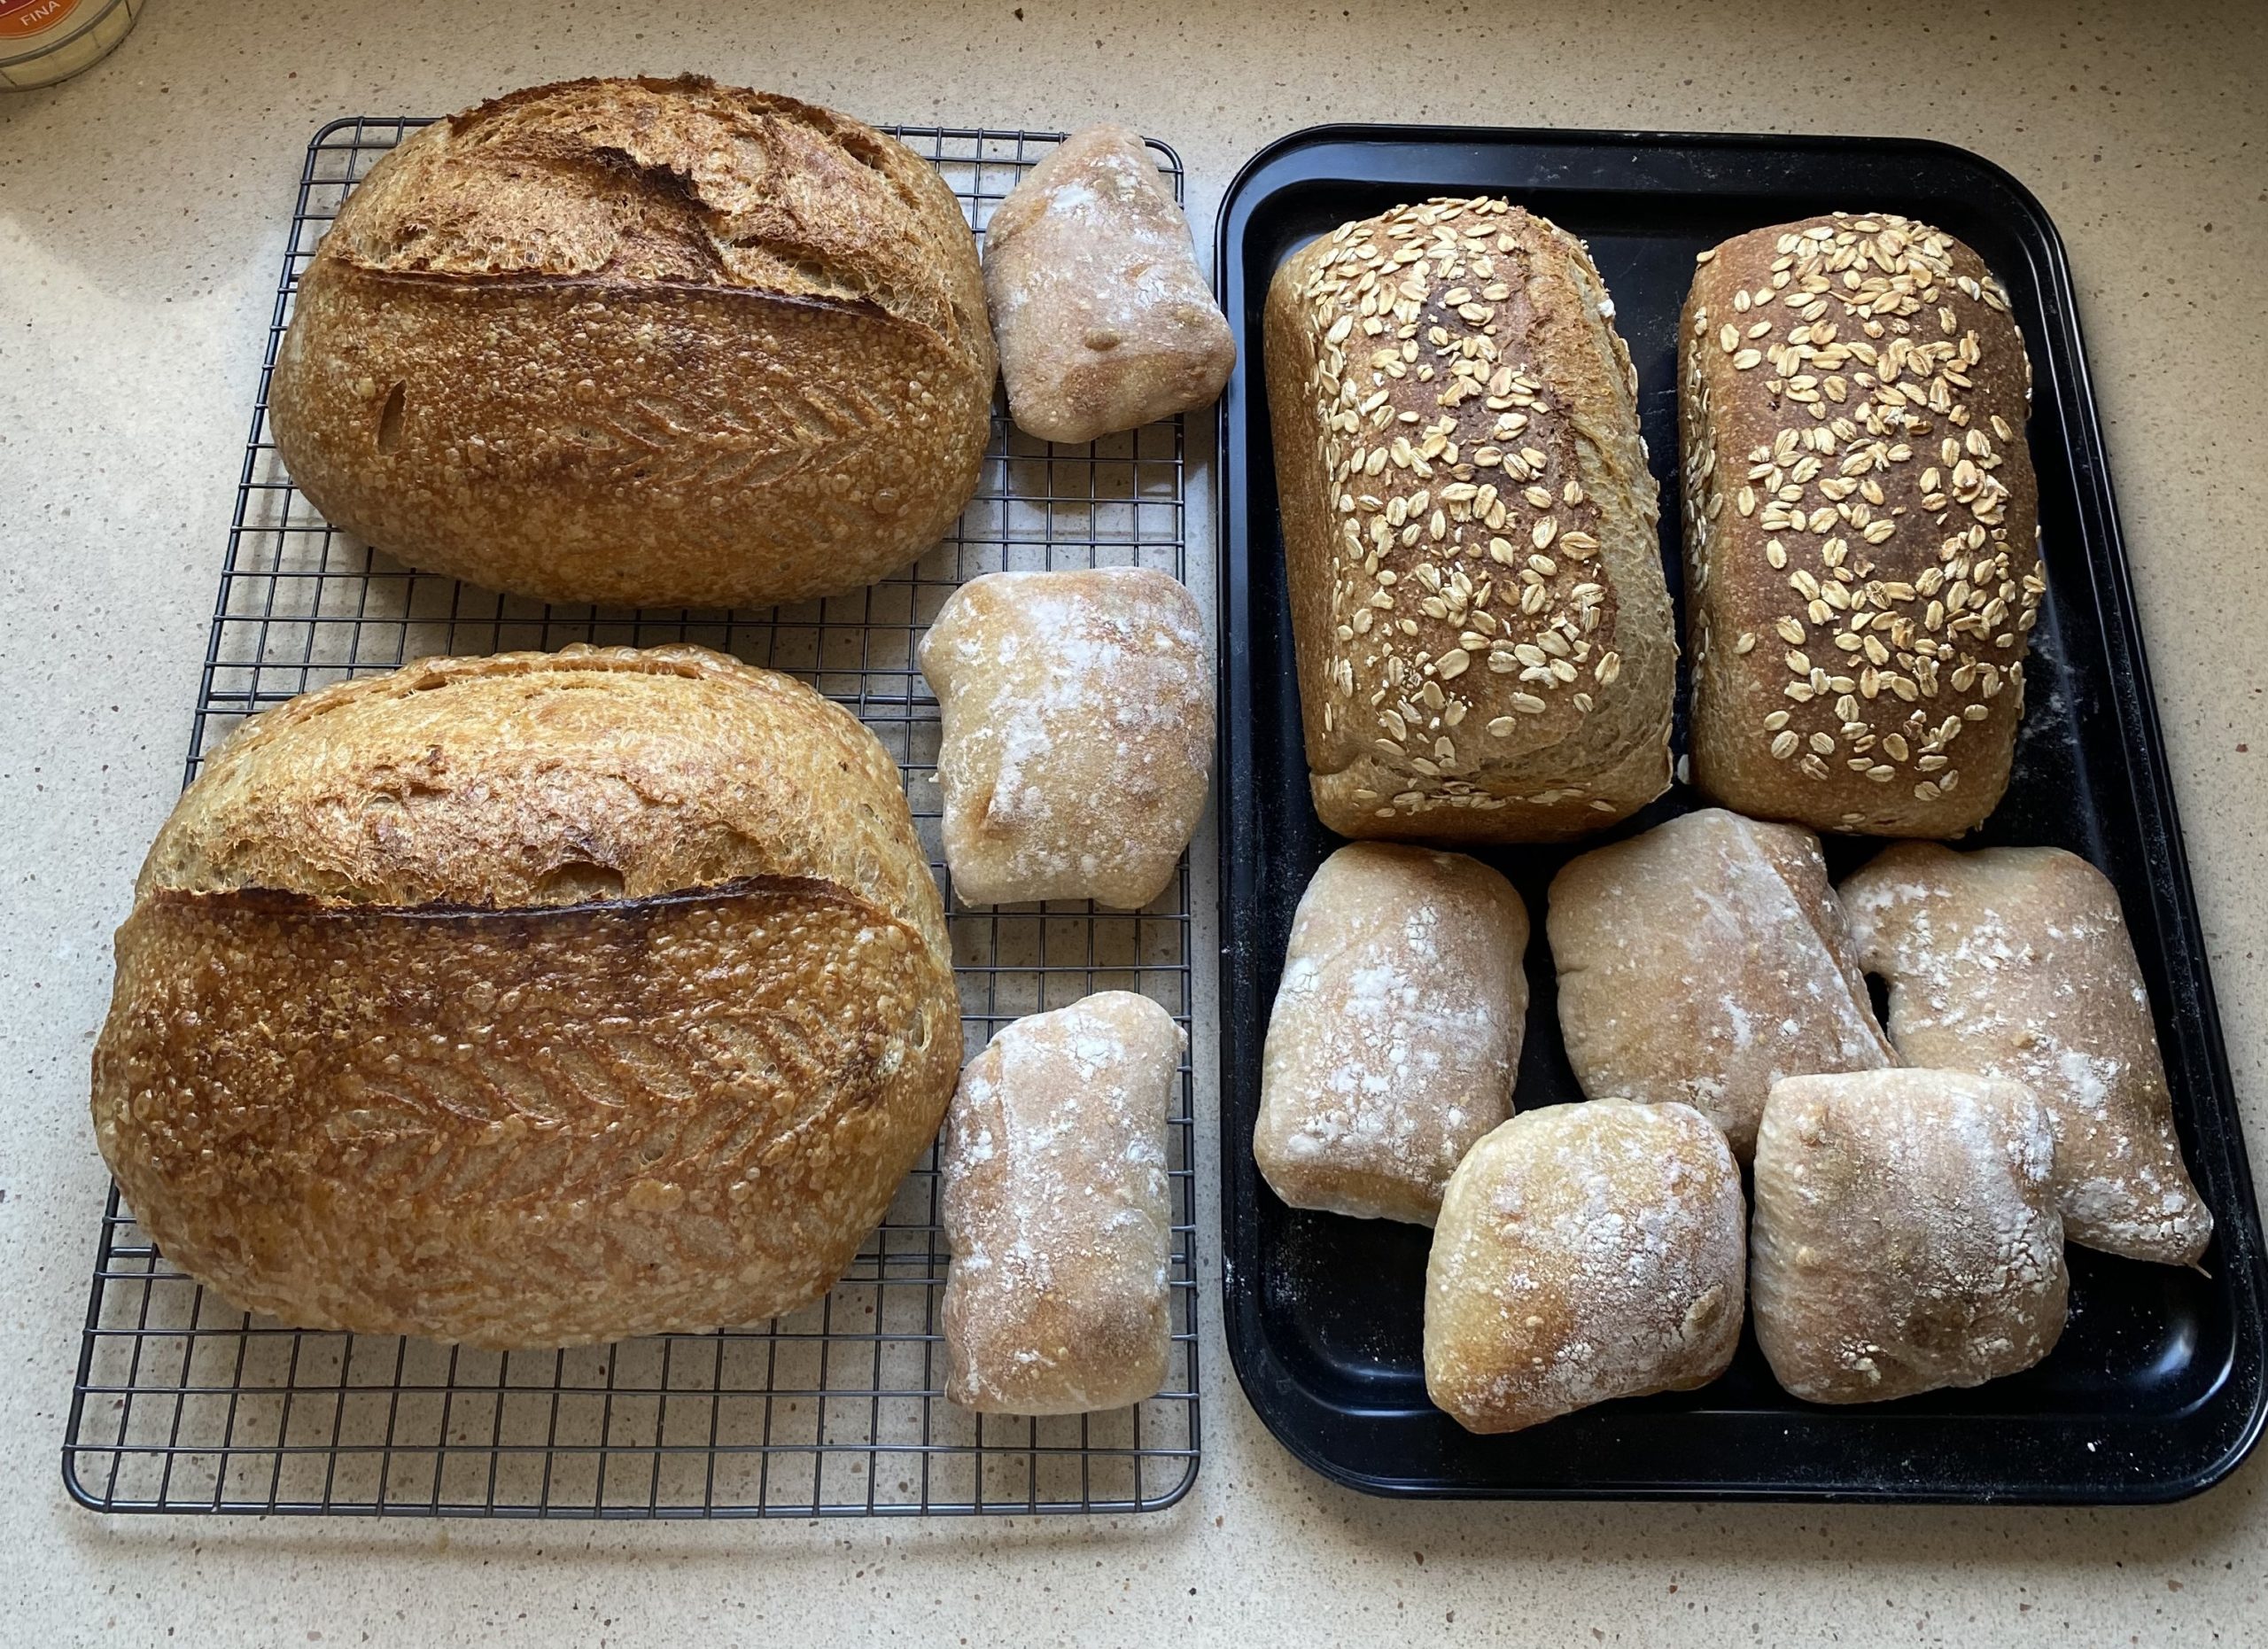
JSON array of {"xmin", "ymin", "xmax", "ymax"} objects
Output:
[
  {"xmin": 92, "ymin": 644, "xmax": 960, "ymax": 1348},
  {"xmin": 269, "ymin": 77, "xmax": 997, "ymax": 609}
]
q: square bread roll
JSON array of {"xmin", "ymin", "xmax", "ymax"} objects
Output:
[
  {"xmin": 939, "ymin": 991, "xmax": 1183, "ymax": 1415},
  {"xmin": 1751, "ymin": 1069, "xmax": 2067, "ymax": 1404},
  {"xmin": 1839, "ymin": 842, "xmax": 2212, "ymax": 1264},
  {"xmin": 919, "ymin": 566, "xmax": 1212, "ymax": 908},
  {"xmin": 1253, "ymin": 842, "xmax": 1528, "ymax": 1225},
  {"xmin": 983, "ymin": 123, "xmax": 1236, "ymax": 444},
  {"xmin": 1424, "ymin": 1101, "xmax": 1745, "ymax": 1435},
  {"xmin": 1547, "ymin": 806, "xmax": 1895, "ymax": 1158}
]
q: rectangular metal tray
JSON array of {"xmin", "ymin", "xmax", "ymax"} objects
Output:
[{"xmin": 1215, "ymin": 125, "xmax": 2268, "ymax": 1503}]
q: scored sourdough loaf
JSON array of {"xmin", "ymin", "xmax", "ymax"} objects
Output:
[
  {"xmin": 268, "ymin": 77, "xmax": 996, "ymax": 610},
  {"xmin": 91, "ymin": 645, "xmax": 960, "ymax": 1349},
  {"xmin": 1681, "ymin": 214, "xmax": 2043, "ymax": 836},
  {"xmin": 1264, "ymin": 198, "xmax": 1674, "ymax": 842}
]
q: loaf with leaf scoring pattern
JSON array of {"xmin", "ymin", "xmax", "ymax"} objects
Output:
[{"xmin": 91, "ymin": 645, "xmax": 961, "ymax": 1349}]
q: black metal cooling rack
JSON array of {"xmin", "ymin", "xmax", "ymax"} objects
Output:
[{"xmin": 63, "ymin": 116, "xmax": 1200, "ymax": 1519}]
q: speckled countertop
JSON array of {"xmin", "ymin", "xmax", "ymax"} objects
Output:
[{"xmin": 5, "ymin": 2, "xmax": 2266, "ymax": 1644}]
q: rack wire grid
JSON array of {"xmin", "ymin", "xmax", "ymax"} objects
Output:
[{"xmin": 63, "ymin": 117, "xmax": 1200, "ymax": 1520}]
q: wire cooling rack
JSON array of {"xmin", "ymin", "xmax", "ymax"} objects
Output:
[{"xmin": 63, "ymin": 117, "xmax": 1200, "ymax": 1519}]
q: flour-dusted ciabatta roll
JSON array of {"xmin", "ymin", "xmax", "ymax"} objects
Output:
[
  {"xmin": 1253, "ymin": 843, "xmax": 1528, "ymax": 1225},
  {"xmin": 1681, "ymin": 214, "xmax": 2043, "ymax": 836},
  {"xmin": 91, "ymin": 646, "xmax": 961, "ymax": 1349},
  {"xmin": 1425, "ymin": 1101, "xmax": 1745, "ymax": 1435},
  {"xmin": 1264, "ymin": 198, "xmax": 1674, "ymax": 842},
  {"xmin": 268, "ymin": 77, "xmax": 996, "ymax": 610},
  {"xmin": 1548, "ymin": 806, "xmax": 1895, "ymax": 1158},
  {"xmin": 918, "ymin": 565, "xmax": 1212, "ymax": 909},
  {"xmin": 983, "ymin": 123, "xmax": 1235, "ymax": 443},
  {"xmin": 1751, "ymin": 1069, "xmax": 2067, "ymax": 1404},
  {"xmin": 1840, "ymin": 843, "xmax": 2212, "ymax": 1264},
  {"xmin": 940, "ymin": 992, "xmax": 1182, "ymax": 1414}
]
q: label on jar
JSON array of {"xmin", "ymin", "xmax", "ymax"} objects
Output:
[{"xmin": 2, "ymin": 0, "xmax": 86, "ymax": 42}]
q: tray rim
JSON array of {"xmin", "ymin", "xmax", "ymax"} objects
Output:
[{"xmin": 1212, "ymin": 120, "xmax": 2268, "ymax": 1505}]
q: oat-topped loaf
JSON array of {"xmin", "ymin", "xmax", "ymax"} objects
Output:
[
  {"xmin": 1681, "ymin": 214, "xmax": 2043, "ymax": 836},
  {"xmin": 91, "ymin": 645, "xmax": 960, "ymax": 1349},
  {"xmin": 268, "ymin": 76, "xmax": 996, "ymax": 610},
  {"xmin": 1263, "ymin": 198, "xmax": 1674, "ymax": 842}
]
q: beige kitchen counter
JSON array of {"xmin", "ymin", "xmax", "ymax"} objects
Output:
[{"xmin": 5, "ymin": 1, "xmax": 2266, "ymax": 1642}]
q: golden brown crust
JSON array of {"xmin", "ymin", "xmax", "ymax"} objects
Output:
[
  {"xmin": 94, "ymin": 644, "xmax": 959, "ymax": 1347},
  {"xmin": 94, "ymin": 879, "xmax": 959, "ymax": 1347},
  {"xmin": 140, "ymin": 643, "xmax": 945, "ymax": 961},
  {"xmin": 1262, "ymin": 198, "xmax": 1673, "ymax": 842},
  {"xmin": 268, "ymin": 76, "xmax": 995, "ymax": 610},
  {"xmin": 1681, "ymin": 214, "xmax": 2043, "ymax": 836}
]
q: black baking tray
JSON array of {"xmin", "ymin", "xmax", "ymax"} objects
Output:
[{"xmin": 1215, "ymin": 125, "xmax": 2268, "ymax": 1503}]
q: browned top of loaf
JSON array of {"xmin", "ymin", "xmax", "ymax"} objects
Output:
[
  {"xmin": 1266, "ymin": 197, "xmax": 1668, "ymax": 831},
  {"xmin": 325, "ymin": 75, "xmax": 988, "ymax": 364},
  {"xmin": 139, "ymin": 644, "xmax": 946, "ymax": 961},
  {"xmin": 1684, "ymin": 214, "xmax": 2041, "ymax": 821}
]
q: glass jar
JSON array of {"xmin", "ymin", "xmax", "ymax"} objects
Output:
[{"xmin": 1, "ymin": 0, "xmax": 142, "ymax": 90}]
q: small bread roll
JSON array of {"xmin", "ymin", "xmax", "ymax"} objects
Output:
[
  {"xmin": 1254, "ymin": 843, "xmax": 1528, "ymax": 1225},
  {"xmin": 1840, "ymin": 843, "xmax": 2211, "ymax": 1264},
  {"xmin": 1424, "ymin": 1101, "xmax": 1745, "ymax": 1435},
  {"xmin": 1548, "ymin": 807, "xmax": 1895, "ymax": 1158},
  {"xmin": 918, "ymin": 566, "xmax": 1212, "ymax": 908},
  {"xmin": 940, "ymin": 992, "xmax": 1182, "ymax": 1414},
  {"xmin": 983, "ymin": 123, "xmax": 1235, "ymax": 443},
  {"xmin": 1751, "ymin": 1069, "xmax": 2066, "ymax": 1404}
]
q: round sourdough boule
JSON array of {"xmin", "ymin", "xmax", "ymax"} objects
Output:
[
  {"xmin": 1423, "ymin": 1101, "xmax": 1745, "ymax": 1435},
  {"xmin": 90, "ymin": 644, "xmax": 960, "ymax": 1349},
  {"xmin": 268, "ymin": 76, "xmax": 996, "ymax": 610}
]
